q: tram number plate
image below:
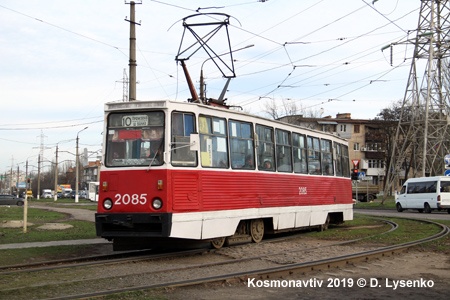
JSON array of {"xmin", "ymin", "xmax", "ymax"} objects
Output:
[
  {"xmin": 298, "ymin": 187, "xmax": 307, "ymax": 195},
  {"xmin": 114, "ymin": 193, "xmax": 147, "ymax": 205}
]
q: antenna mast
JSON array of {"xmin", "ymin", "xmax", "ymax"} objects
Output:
[{"xmin": 383, "ymin": 1, "xmax": 450, "ymax": 198}]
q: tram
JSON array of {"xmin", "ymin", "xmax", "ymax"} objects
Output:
[{"xmin": 95, "ymin": 100, "xmax": 353, "ymax": 250}]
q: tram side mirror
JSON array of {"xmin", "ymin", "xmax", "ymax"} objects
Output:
[{"xmin": 190, "ymin": 133, "xmax": 200, "ymax": 151}]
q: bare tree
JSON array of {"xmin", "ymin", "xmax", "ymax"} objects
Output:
[{"xmin": 264, "ymin": 98, "xmax": 322, "ymax": 121}]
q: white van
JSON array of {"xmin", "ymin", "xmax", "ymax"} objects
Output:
[{"xmin": 396, "ymin": 176, "xmax": 450, "ymax": 213}]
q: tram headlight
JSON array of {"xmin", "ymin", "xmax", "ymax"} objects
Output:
[
  {"xmin": 103, "ymin": 199, "xmax": 113, "ymax": 210},
  {"xmin": 152, "ymin": 198, "xmax": 163, "ymax": 210}
]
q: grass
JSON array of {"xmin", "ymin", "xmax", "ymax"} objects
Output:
[
  {"xmin": 0, "ymin": 244, "xmax": 102, "ymax": 266},
  {"xmin": 412, "ymin": 219, "xmax": 450, "ymax": 253},
  {"xmin": 0, "ymin": 206, "xmax": 99, "ymax": 266},
  {"xmin": 1, "ymin": 206, "xmax": 64, "ymax": 223},
  {"xmin": 353, "ymin": 196, "xmax": 397, "ymax": 209},
  {"xmin": 29, "ymin": 197, "xmax": 98, "ymax": 210},
  {"xmin": 305, "ymin": 214, "xmax": 449, "ymax": 253},
  {"xmin": 306, "ymin": 215, "xmax": 392, "ymax": 240},
  {"xmin": 86, "ymin": 291, "xmax": 170, "ymax": 300},
  {"xmin": 0, "ymin": 206, "xmax": 97, "ymax": 244},
  {"xmin": 31, "ymin": 197, "xmax": 93, "ymax": 204}
]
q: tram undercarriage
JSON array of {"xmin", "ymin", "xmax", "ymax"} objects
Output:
[{"xmin": 110, "ymin": 212, "xmax": 344, "ymax": 251}]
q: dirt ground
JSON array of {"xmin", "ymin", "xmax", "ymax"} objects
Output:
[{"xmin": 161, "ymin": 249, "xmax": 450, "ymax": 300}]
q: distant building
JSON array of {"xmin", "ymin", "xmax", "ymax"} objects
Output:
[
  {"xmin": 280, "ymin": 113, "xmax": 392, "ymax": 194},
  {"xmin": 83, "ymin": 160, "xmax": 101, "ymax": 185}
]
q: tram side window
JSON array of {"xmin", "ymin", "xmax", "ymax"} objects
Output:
[
  {"xmin": 276, "ymin": 129, "xmax": 292, "ymax": 172},
  {"xmin": 171, "ymin": 112, "xmax": 197, "ymax": 167},
  {"xmin": 334, "ymin": 143, "xmax": 343, "ymax": 176},
  {"xmin": 199, "ymin": 116, "xmax": 228, "ymax": 168},
  {"xmin": 341, "ymin": 144, "xmax": 350, "ymax": 177},
  {"xmin": 321, "ymin": 139, "xmax": 333, "ymax": 175},
  {"xmin": 293, "ymin": 133, "xmax": 308, "ymax": 174},
  {"xmin": 229, "ymin": 120, "xmax": 255, "ymax": 169},
  {"xmin": 307, "ymin": 136, "xmax": 321, "ymax": 175},
  {"xmin": 256, "ymin": 125, "xmax": 275, "ymax": 171}
]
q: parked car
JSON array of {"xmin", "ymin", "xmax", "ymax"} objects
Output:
[
  {"xmin": 0, "ymin": 194, "xmax": 24, "ymax": 206},
  {"xmin": 42, "ymin": 192, "xmax": 52, "ymax": 199},
  {"xmin": 57, "ymin": 192, "xmax": 62, "ymax": 198}
]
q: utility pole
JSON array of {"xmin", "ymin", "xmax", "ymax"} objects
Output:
[
  {"xmin": 24, "ymin": 160, "xmax": 28, "ymax": 233},
  {"xmin": 16, "ymin": 165, "xmax": 19, "ymax": 196},
  {"xmin": 383, "ymin": 1, "xmax": 450, "ymax": 201},
  {"xmin": 37, "ymin": 155, "xmax": 40, "ymax": 199},
  {"xmin": 126, "ymin": 1, "xmax": 141, "ymax": 101},
  {"xmin": 54, "ymin": 144, "xmax": 58, "ymax": 201},
  {"xmin": 75, "ymin": 127, "xmax": 88, "ymax": 203}
]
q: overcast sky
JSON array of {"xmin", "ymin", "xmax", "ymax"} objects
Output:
[{"xmin": 0, "ymin": 0, "xmax": 422, "ymax": 175}]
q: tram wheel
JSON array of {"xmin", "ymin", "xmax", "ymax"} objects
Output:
[
  {"xmin": 250, "ymin": 219, "xmax": 264, "ymax": 243},
  {"xmin": 211, "ymin": 237, "xmax": 226, "ymax": 249}
]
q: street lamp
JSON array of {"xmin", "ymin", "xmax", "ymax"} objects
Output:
[
  {"xmin": 75, "ymin": 127, "xmax": 88, "ymax": 203},
  {"xmin": 53, "ymin": 139, "xmax": 75, "ymax": 201}
]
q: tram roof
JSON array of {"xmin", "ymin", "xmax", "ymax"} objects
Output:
[{"xmin": 104, "ymin": 99, "xmax": 347, "ymax": 143}]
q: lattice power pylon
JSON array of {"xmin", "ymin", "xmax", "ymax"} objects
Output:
[{"xmin": 384, "ymin": 0, "xmax": 450, "ymax": 195}]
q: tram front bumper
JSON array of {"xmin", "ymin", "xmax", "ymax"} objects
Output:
[{"xmin": 95, "ymin": 213, "xmax": 172, "ymax": 238}]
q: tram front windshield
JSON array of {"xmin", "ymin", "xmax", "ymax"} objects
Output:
[{"xmin": 106, "ymin": 111, "xmax": 165, "ymax": 167}]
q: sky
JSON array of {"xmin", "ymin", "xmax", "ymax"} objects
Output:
[{"xmin": 0, "ymin": 0, "xmax": 423, "ymax": 174}]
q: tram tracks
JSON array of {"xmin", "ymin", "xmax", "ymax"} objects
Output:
[
  {"xmin": 0, "ymin": 216, "xmax": 395, "ymax": 276},
  {"xmin": 0, "ymin": 217, "xmax": 448, "ymax": 300}
]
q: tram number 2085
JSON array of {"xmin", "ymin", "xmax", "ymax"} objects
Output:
[{"xmin": 114, "ymin": 194, "xmax": 148, "ymax": 205}]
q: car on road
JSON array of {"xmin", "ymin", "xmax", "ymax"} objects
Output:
[{"xmin": 0, "ymin": 194, "xmax": 24, "ymax": 206}]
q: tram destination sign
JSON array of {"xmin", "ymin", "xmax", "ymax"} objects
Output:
[{"xmin": 122, "ymin": 115, "xmax": 148, "ymax": 127}]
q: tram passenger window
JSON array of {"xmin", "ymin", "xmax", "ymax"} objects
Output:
[
  {"xmin": 276, "ymin": 129, "xmax": 292, "ymax": 172},
  {"xmin": 256, "ymin": 125, "xmax": 275, "ymax": 171},
  {"xmin": 341, "ymin": 145, "xmax": 350, "ymax": 177},
  {"xmin": 199, "ymin": 116, "xmax": 228, "ymax": 168},
  {"xmin": 321, "ymin": 139, "xmax": 333, "ymax": 175},
  {"xmin": 171, "ymin": 112, "xmax": 197, "ymax": 167},
  {"xmin": 334, "ymin": 143, "xmax": 343, "ymax": 176},
  {"xmin": 307, "ymin": 136, "xmax": 321, "ymax": 175},
  {"xmin": 230, "ymin": 120, "xmax": 254, "ymax": 169},
  {"xmin": 293, "ymin": 133, "xmax": 308, "ymax": 174}
]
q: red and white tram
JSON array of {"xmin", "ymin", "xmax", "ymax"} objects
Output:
[{"xmin": 95, "ymin": 100, "xmax": 353, "ymax": 250}]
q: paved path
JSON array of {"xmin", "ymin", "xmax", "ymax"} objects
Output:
[
  {"xmin": 0, "ymin": 238, "xmax": 108, "ymax": 250},
  {"xmin": 0, "ymin": 203, "xmax": 109, "ymax": 250},
  {"xmin": 29, "ymin": 203, "xmax": 96, "ymax": 223}
]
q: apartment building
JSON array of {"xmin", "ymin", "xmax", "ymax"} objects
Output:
[{"xmin": 281, "ymin": 113, "xmax": 390, "ymax": 192}]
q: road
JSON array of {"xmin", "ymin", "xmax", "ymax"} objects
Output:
[{"xmin": 355, "ymin": 208, "xmax": 450, "ymax": 221}]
